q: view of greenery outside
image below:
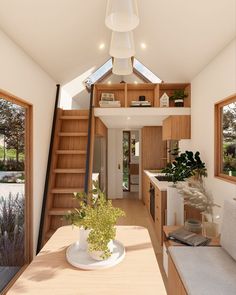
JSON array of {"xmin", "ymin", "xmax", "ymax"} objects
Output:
[
  {"xmin": 123, "ymin": 131, "xmax": 130, "ymax": 191},
  {"xmin": 0, "ymin": 98, "xmax": 25, "ymax": 292},
  {"xmin": 222, "ymin": 102, "xmax": 236, "ymax": 176}
]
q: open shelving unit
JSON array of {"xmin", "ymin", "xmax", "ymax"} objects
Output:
[{"xmin": 93, "ymin": 82, "xmax": 191, "ymax": 108}]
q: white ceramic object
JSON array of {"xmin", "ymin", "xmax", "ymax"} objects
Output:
[
  {"xmin": 78, "ymin": 227, "xmax": 90, "ymax": 251},
  {"xmin": 105, "ymin": 0, "xmax": 139, "ymax": 32},
  {"xmin": 112, "ymin": 58, "xmax": 133, "ymax": 75},
  {"xmin": 88, "ymin": 240, "xmax": 114, "ymax": 261},
  {"xmin": 66, "ymin": 240, "xmax": 125, "ymax": 270},
  {"xmin": 167, "ymin": 185, "xmax": 184, "ymax": 226},
  {"xmin": 109, "ymin": 31, "xmax": 135, "ymax": 58}
]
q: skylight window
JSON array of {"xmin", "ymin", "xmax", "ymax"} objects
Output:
[
  {"xmin": 84, "ymin": 59, "xmax": 112, "ymax": 88},
  {"xmin": 133, "ymin": 59, "xmax": 162, "ymax": 83},
  {"xmin": 84, "ymin": 58, "xmax": 162, "ymax": 89}
]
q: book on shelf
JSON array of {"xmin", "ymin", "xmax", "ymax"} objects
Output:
[
  {"xmin": 99, "ymin": 100, "xmax": 121, "ymax": 108},
  {"xmin": 130, "ymin": 101, "xmax": 151, "ymax": 107},
  {"xmin": 168, "ymin": 228, "xmax": 211, "ymax": 246}
]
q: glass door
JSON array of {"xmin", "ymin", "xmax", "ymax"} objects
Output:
[{"xmin": 0, "ymin": 93, "xmax": 32, "ymax": 292}]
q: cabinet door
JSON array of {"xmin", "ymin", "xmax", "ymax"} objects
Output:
[
  {"xmin": 168, "ymin": 256, "xmax": 188, "ymax": 295},
  {"xmin": 162, "ymin": 116, "xmax": 191, "ymax": 140},
  {"xmin": 162, "ymin": 117, "xmax": 172, "ymax": 140}
]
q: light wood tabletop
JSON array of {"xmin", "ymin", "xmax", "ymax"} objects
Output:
[{"xmin": 8, "ymin": 225, "xmax": 167, "ymax": 295}]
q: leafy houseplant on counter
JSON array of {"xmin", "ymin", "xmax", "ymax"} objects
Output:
[
  {"xmin": 169, "ymin": 89, "xmax": 188, "ymax": 107},
  {"xmin": 65, "ymin": 181, "xmax": 125, "ymax": 260},
  {"xmin": 162, "ymin": 151, "xmax": 207, "ymax": 185}
]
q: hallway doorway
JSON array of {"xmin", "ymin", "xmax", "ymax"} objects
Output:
[{"xmin": 122, "ymin": 130, "xmax": 140, "ymax": 199}]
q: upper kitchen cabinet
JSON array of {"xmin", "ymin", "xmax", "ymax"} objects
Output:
[{"xmin": 162, "ymin": 115, "xmax": 191, "ymax": 140}]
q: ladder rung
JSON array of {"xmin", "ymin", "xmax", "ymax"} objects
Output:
[
  {"xmin": 56, "ymin": 150, "xmax": 86, "ymax": 155},
  {"xmin": 60, "ymin": 116, "xmax": 89, "ymax": 120},
  {"xmin": 49, "ymin": 208, "xmax": 74, "ymax": 216},
  {"xmin": 58, "ymin": 132, "xmax": 88, "ymax": 137},
  {"xmin": 54, "ymin": 169, "xmax": 86, "ymax": 174},
  {"xmin": 51, "ymin": 188, "xmax": 84, "ymax": 194}
]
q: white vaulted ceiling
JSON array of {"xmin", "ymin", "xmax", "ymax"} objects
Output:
[{"xmin": 0, "ymin": 0, "xmax": 235, "ymax": 84}]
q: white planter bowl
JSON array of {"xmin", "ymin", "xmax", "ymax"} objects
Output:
[
  {"xmin": 88, "ymin": 240, "xmax": 114, "ymax": 261},
  {"xmin": 78, "ymin": 227, "xmax": 90, "ymax": 251}
]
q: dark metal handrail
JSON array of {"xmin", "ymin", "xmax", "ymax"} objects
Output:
[
  {"xmin": 37, "ymin": 84, "xmax": 60, "ymax": 253},
  {"xmin": 84, "ymin": 84, "xmax": 94, "ymax": 194}
]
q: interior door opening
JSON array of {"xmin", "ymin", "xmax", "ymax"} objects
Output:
[{"xmin": 123, "ymin": 130, "xmax": 140, "ymax": 199}]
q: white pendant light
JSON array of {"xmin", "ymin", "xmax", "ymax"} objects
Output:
[
  {"xmin": 109, "ymin": 31, "xmax": 135, "ymax": 58},
  {"xmin": 105, "ymin": 0, "xmax": 139, "ymax": 32},
  {"xmin": 112, "ymin": 58, "xmax": 133, "ymax": 75}
]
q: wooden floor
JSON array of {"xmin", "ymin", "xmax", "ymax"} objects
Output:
[{"xmin": 112, "ymin": 198, "xmax": 168, "ymax": 289}]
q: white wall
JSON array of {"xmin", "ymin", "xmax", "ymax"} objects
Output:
[
  {"xmin": 0, "ymin": 30, "xmax": 56, "ymax": 254},
  {"xmin": 189, "ymin": 39, "xmax": 236, "ymax": 222},
  {"xmin": 107, "ymin": 129, "xmax": 123, "ymax": 199}
]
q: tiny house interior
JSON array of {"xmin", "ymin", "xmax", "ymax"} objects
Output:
[{"xmin": 0, "ymin": 1, "xmax": 235, "ymax": 294}]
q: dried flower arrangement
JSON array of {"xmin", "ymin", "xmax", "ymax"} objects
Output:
[{"xmin": 177, "ymin": 179, "xmax": 220, "ymax": 222}]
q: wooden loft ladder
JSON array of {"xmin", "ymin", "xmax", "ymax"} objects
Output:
[{"xmin": 37, "ymin": 86, "xmax": 95, "ymax": 251}]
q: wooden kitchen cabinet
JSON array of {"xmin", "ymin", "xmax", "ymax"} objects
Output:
[
  {"xmin": 162, "ymin": 115, "xmax": 191, "ymax": 140},
  {"xmin": 154, "ymin": 186, "xmax": 167, "ymax": 245},
  {"xmin": 142, "ymin": 172, "xmax": 150, "ymax": 211},
  {"xmin": 168, "ymin": 256, "xmax": 188, "ymax": 295}
]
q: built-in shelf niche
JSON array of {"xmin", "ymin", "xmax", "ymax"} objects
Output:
[{"xmin": 93, "ymin": 82, "xmax": 191, "ymax": 108}]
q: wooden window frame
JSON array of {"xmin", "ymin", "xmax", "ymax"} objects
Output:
[
  {"xmin": 215, "ymin": 93, "xmax": 236, "ymax": 183},
  {"xmin": 0, "ymin": 89, "xmax": 33, "ymax": 294}
]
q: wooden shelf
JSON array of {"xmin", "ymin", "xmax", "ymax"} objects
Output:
[
  {"xmin": 51, "ymin": 188, "xmax": 83, "ymax": 194},
  {"xmin": 93, "ymin": 82, "xmax": 191, "ymax": 108},
  {"xmin": 58, "ymin": 132, "xmax": 88, "ymax": 137},
  {"xmin": 60, "ymin": 116, "xmax": 89, "ymax": 120},
  {"xmin": 159, "ymin": 83, "xmax": 191, "ymax": 107},
  {"xmin": 56, "ymin": 150, "xmax": 86, "ymax": 155},
  {"xmin": 48, "ymin": 208, "xmax": 74, "ymax": 216},
  {"xmin": 53, "ymin": 169, "xmax": 86, "ymax": 174}
]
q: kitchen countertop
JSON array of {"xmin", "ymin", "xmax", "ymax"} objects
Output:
[{"xmin": 144, "ymin": 170, "xmax": 172, "ymax": 191}]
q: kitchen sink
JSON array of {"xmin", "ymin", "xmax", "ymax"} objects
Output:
[{"xmin": 155, "ymin": 175, "xmax": 172, "ymax": 181}]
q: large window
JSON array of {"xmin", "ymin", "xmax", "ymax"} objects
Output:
[
  {"xmin": 215, "ymin": 95, "xmax": 236, "ymax": 182},
  {"xmin": 0, "ymin": 92, "xmax": 32, "ymax": 293}
]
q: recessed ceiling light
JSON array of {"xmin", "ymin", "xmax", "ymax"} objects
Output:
[
  {"xmin": 99, "ymin": 43, "xmax": 105, "ymax": 50},
  {"xmin": 107, "ymin": 81, "xmax": 112, "ymax": 84},
  {"xmin": 134, "ymin": 81, "xmax": 138, "ymax": 84},
  {"xmin": 140, "ymin": 42, "xmax": 147, "ymax": 49},
  {"xmin": 127, "ymin": 116, "xmax": 131, "ymax": 120}
]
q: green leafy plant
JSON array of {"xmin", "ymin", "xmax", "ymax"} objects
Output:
[
  {"xmin": 169, "ymin": 89, "xmax": 188, "ymax": 101},
  {"xmin": 162, "ymin": 151, "xmax": 207, "ymax": 184},
  {"xmin": 65, "ymin": 182, "xmax": 125, "ymax": 259}
]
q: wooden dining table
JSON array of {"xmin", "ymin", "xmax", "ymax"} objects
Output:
[{"xmin": 8, "ymin": 225, "xmax": 167, "ymax": 295}]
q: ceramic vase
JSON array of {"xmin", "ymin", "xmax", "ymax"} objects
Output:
[
  {"xmin": 78, "ymin": 227, "xmax": 90, "ymax": 251},
  {"xmin": 88, "ymin": 240, "xmax": 114, "ymax": 261}
]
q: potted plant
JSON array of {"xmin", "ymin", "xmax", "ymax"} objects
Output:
[
  {"xmin": 169, "ymin": 89, "xmax": 188, "ymax": 107},
  {"xmin": 162, "ymin": 151, "xmax": 207, "ymax": 184},
  {"xmin": 65, "ymin": 182, "xmax": 125, "ymax": 260}
]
